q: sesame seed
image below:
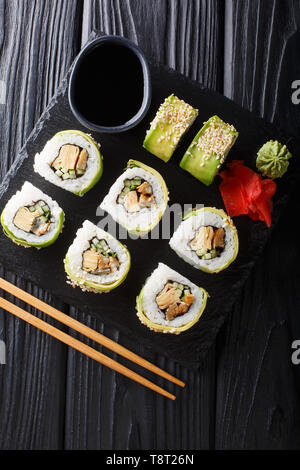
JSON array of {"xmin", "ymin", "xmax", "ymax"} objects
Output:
[
  {"xmin": 194, "ymin": 120, "xmax": 235, "ymax": 160},
  {"xmin": 150, "ymin": 95, "xmax": 197, "ymax": 145}
]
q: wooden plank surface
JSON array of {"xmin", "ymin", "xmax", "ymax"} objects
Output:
[
  {"xmin": 0, "ymin": 0, "xmax": 299, "ymax": 450},
  {"xmin": 81, "ymin": 0, "xmax": 224, "ymax": 87},
  {"xmin": 215, "ymin": 0, "xmax": 300, "ymax": 449},
  {"xmin": 0, "ymin": 0, "xmax": 82, "ymax": 449},
  {"xmin": 65, "ymin": 307, "xmax": 216, "ymax": 450}
]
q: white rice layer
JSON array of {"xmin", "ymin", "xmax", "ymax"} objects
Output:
[
  {"xmin": 34, "ymin": 132, "xmax": 101, "ymax": 194},
  {"xmin": 169, "ymin": 209, "xmax": 236, "ymax": 272},
  {"xmin": 100, "ymin": 167, "xmax": 167, "ymax": 233},
  {"xmin": 2, "ymin": 181, "xmax": 63, "ymax": 244},
  {"xmin": 66, "ymin": 220, "xmax": 130, "ymax": 286},
  {"xmin": 141, "ymin": 262, "xmax": 205, "ymax": 328}
]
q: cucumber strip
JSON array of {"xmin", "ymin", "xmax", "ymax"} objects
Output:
[{"xmin": 100, "ymin": 240, "xmax": 109, "ymax": 250}]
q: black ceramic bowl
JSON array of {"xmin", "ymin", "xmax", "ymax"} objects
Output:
[{"xmin": 68, "ymin": 36, "xmax": 151, "ymax": 133}]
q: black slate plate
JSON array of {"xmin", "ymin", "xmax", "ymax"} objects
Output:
[{"xmin": 0, "ymin": 58, "xmax": 299, "ymax": 368}]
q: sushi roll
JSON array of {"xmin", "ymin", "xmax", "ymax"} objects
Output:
[
  {"xmin": 100, "ymin": 159, "xmax": 169, "ymax": 236},
  {"xmin": 180, "ymin": 116, "xmax": 238, "ymax": 186},
  {"xmin": 143, "ymin": 94, "xmax": 198, "ymax": 162},
  {"xmin": 169, "ymin": 207, "xmax": 239, "ymax": 274},
  {"xmin": 34, "ymin": 130, "xmax": 103, "ymax": 196},
  {"xmin": 64, "ymin": 220, "xmax": 130, "ymax": 293},
  {"xmin": 136, "ymin": 262, "xmax": 208, "ymax": 334},
  {"xmin": 1, "ymin": 181, "xmax": 64, "ymax": 248}
]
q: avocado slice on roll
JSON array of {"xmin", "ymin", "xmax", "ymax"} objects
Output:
[
  {"xmin": 180, "ymin": 116, "xmax": 238, "ymax": 186},
  {"xmin": 143, "ymin": 94, "xmax": 198, "ymax": 162},
  {"xmin": 64, "ymin": 220, "xmax": 131, "ymax": 293},
  {"xmin": 1, "ymin": 181, "xmax": 64, "ymax": 249},
  {"xmin": 169, "ymin": 207, "xmax": 239, "ymax": 274},
  {"xmin": 100, "ymin": 159, "xmax": 169, "ymax": 237},
  {"xmin": 136, "ymin": 262, "xmax": 208, "ymax": 334},
  {"xmin": 34, "ymin": 130, "xmax": 103, "ymax": 197}
]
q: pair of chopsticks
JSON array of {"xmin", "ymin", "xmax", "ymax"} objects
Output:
[{"xmin": 0, "ymin": 277, "xmax": 184, "ymax": 400}]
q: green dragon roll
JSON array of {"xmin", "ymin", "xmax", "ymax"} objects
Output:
[
  {"xmin": 169, "ymin": 207, "xmax": 239, "ymax": 273},
  {"xmin": 180, "ymin": 116, "xmax": 238, "ymax": 185},
  {"xmin": 100, "ymin": 159, "xmax": 169, "ymax": 236},
  {"xmin": 1, "ymin": 181, "xmax": 64, "ymax": 248},
  {"xmin": 34, "ymin": 130, "xmax": 103, "ymax": 196},
  {"xmin": 136, "ymin": 262, "xmax": 208, "ymax": 334},
  {"xmin": 143, "ymin": 94, "xmax": 198, "ymax": 162},
  {"xmin": 64, "ymin": 220, "xmax": 131, "ymax": 293}
]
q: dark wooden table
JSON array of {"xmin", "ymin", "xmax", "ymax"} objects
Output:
[{"xmin": 0, "ymin": 0, "xmax": 300, "ymax": 450}]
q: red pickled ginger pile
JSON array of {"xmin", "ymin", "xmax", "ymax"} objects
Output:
[{"xmin": 219, "ymin": 160, "xmax": 276, "ymax": 227}]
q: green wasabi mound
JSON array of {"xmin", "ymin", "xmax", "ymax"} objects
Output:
[{"xmin": 256, "ymin": 140, "xmax": 292, "ymax": 179}]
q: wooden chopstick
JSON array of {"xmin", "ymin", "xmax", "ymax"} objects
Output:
[
  {"xmin": 0, "ymin": 295, "xmax": 176, "ymax": 400},
  {"xmin": 0, "ymin": 277, "xmax": 184, "ymax": 388}
]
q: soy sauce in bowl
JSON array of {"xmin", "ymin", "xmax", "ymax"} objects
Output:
[{"xmin": 69, "ymin": 36, "xmax": 151, "ymax": 133}]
